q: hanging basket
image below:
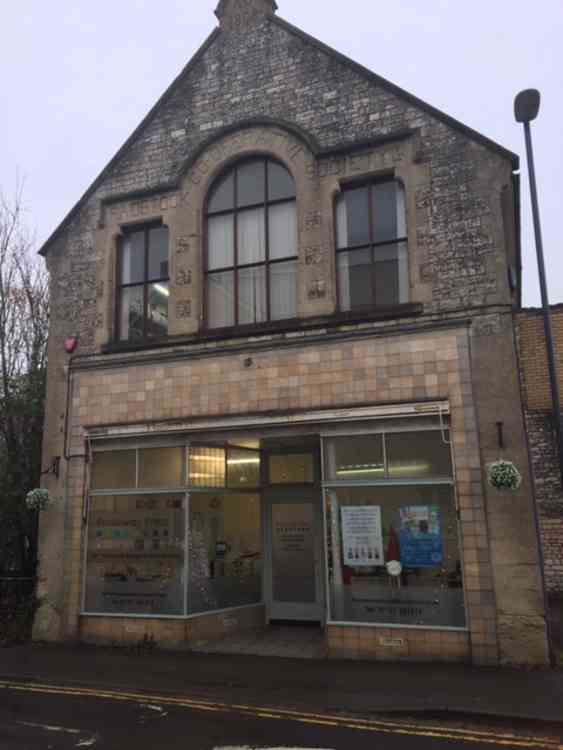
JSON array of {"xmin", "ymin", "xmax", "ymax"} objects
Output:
[
  {"xmin": 487, "ymin": 460, "xmax": 522, "ymax": 491},
  {"xmin": 25, "ymin": 489, "xmax": 53, "ymax": 512}
]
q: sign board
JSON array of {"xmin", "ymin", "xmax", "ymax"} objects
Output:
[
  {"xmin": 340, "ymin": 506, "xmax": 384, "ymax": 567},
  {"xmin": 399, "ymin": 505, "xmax": 443, "ymax": 568}
]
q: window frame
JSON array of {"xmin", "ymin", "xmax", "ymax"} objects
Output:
[
  {"xmin": 204, "ymin": 157, "xmax": 298, "ymax": 331},
  {"xmin": 115, "ymin": 221, "xmax": 170, "ymax": 343},
  {"xmin": 335, "ymin": 177, "xmax": 408, "ymax": 313}
]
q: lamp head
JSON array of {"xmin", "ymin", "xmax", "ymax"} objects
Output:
[{"xmin": 515, "ymin": 89, "xmax": 541, "ymax": 123}]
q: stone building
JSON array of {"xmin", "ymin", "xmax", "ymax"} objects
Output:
[
  {"xmin": 518, "ymin": 305, "xmax": 563, "ymax": 596},
  {"xmin": 34, "ymin": 0, "xmax": 550, "ymax": 666}
]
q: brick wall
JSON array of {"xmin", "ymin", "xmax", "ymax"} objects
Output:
[{"xmin": 518, "ymin": 307, "xmax": 563, "ymax": 594}]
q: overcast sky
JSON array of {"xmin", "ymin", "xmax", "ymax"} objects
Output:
[{"xmin": 1, "ymin": 0, "xmax": 561, "ymax": 307}]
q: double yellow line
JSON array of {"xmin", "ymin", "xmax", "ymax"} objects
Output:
[{"xmin": 0, "ymin": 679, "xmax": 561, "ymax": 749}]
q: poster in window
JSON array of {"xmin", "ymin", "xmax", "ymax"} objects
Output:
[
  {"xmin": 399, "ymin": 505, "xmax": 443, "ymax": 568},
  {"xmin": 341, "ymin": 506, "xmax": 384, "ymax": 567}
]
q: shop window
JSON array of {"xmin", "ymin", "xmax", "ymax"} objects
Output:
[
  {"xmin": 188, "ymin": 492, "xmax": 262, "ymax": 614},
  {"xmin": 117, "ymin": 224, "xmax": 169, "ymax": 342},
  {"xmin": 336, "ymin": 180, "xmax": 408, "ymax": 311},
  {"xmin": 91, "ymin": 450, "xmax": 137, "ymax": 490},
  {"xmin": 268, "ymin": 453, "xmax": 315, "ymax": 484},
  {"xmin": 138, "ymin": 448, "xmax": 184, "ymax": 488},
  {"xmin": 323, "ymin": 431, "xmax": 465, "ymax": 629},
  {"xmin": 84, "ymin": 494, "xmax": 185, "ymax": 615},
  {"xmin": 188, "ymin": 445, "xmax": 261, "ymax": 489},
  {"xmin": 205, "ymin": 158, "xmax": 297, "ymax": 329}
]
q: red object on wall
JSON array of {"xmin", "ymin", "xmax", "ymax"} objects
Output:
[
  {"xmin": 386, "ymin": 525, "xmax": 400, "ymax": 563},
  {"xmin": 64, "ymin": 337, "xmax": 78, "ymax": 354}
]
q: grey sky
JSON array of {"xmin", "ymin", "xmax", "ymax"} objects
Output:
[{"xmin": 2, "ymin": 0, "xmax": 561, "ymax": 307}]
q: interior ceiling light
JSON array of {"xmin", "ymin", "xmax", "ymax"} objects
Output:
[{"xmin": 153, "ymin": 284, "xmax": 170, "ymax": 297}]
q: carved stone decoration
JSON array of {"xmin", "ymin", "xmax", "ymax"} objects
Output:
[
  {"xmin": 176, "ymin": 269, "xmax": 192, "ymax": 286},
  {"xmin": 96, "ymin": 280, "xmax": 105, "ymax": 299},
  {"xmin": 177, "ymin": 237, "xmax": 191, "ymax": 254},
  {"xmin": 176, "ymin": 299, "xmax": 192, "ymax": 319},
  {"xmin": 305, "ymin": 246, "xmax": 323, "ymax": 266},
  {"xmin": 95, "ymin": 312, "xmax": 104, "ymax": 329},
  {"xmin": 215, "ymin": 0, "xmax": 278, "ymax": 31},
  {"xmin": 472, "ymin": 314, "xmax": 502, "ymax": 337},
  {"xmin": 307, "ymin": 280, "xmax": 327, "ymax": 300}
]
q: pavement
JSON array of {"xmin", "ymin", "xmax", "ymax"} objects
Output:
[{"xmin": 1, "ymin": 642, "xmax": 563, "ymax": 727}]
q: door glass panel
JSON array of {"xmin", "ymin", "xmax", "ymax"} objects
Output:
[
  {"xmin": 269, "ymin": 453, "xmax": 315, "ymax": 484},
  {"xmin": 272, "ymin": 503, "xmax": 316, "ymax": 603}
]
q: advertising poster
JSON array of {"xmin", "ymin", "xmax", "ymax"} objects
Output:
[
  {"xmin": 341, "ymin": 506, "xmax": 384, "ymax": 567},
  {"xmin": 399, "ymin": 505, "xmax": 443, "ymax": 568}
]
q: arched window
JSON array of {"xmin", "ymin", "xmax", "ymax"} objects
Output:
[
  {"xmin": 336, "ymin": 179, "xmax": 408, "ymax": 311},
  {"xmin": 205, "ymin": 158, "xmax": 298, "ymax": 329}
]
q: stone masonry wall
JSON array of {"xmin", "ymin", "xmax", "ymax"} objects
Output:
[{"xmin": 518, "ymin": 306, "xmax": 563, "ymax": 594}]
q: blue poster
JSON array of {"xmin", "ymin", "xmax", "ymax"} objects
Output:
[{"xmin": 399, "ymin": 505, "xmax": 443, "ymax": 568}]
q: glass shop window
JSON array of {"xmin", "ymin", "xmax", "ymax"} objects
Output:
[
  {"xmin": 188, "ymin": 445, "xmax": 261, "ymax": 489},
  {"xmin": 326, "ymin": 485, "xmax": 465, "ymax": 628},
  {"xmin": 188, "ymin": 492, "xmax": 262, "ymax": 614},
  {"xmin": 323, "ymin": 431, "xmax": 464, "ymax": 628},
  {"xmin": 91, "ymin": 450, "xmax": 137, "ymax": 490},
  {"xmin": 84, "ymin": 494, "xmax": 185, "ymax": 616}
]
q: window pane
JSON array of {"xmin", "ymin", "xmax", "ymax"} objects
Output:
[
  {"xmin": 326, "ymin": 485, "xmax": 465, "ymax": 627},
  {"xmin": 238, "ymin": 265, "xmax": 267, "ymax": 325},
  {"xmin": 237, "ymin": 160, "xmax": 265, "ymax": 207},
  {"xmin": 270, "ymin": 260, "xmax": 297, "ymax": 321},
  {"xmin": 91, "ymin": 450, "xmax": 137, "ymax": 490},
  {"xmin": 372, "ymin": 181, "xmax": 399, "ymax": 243},
  {"xmin": 337, "ymin": 187, "xmax": 370, "ymax": 248},
  {"xmin": 120, "ymin": 231, "xmax": 145, "ymax": 285},
  {"xmin": 227, "ymin": 448, "xmax": 261, "ymax": 488},
  {"xmin": 138, "ymin": 447, "xmax": 183, "ymax": 488},
  {"xmin": 147, "ymin": 226, "xmax": 169, "ymax": 281},
  {"xmin": 237, "ymin": 207, "xmax": 265, "ymax": 265},
  {"xmin": 269, "ymin": 453, "xmax": 315, "ymax": 484},
  {"xmin": 84, "ymin": 494, "xmax": 185, "ymax": 615},
  {"xmin": 119, "ymin": 286, "xmax": 144, "ymax": 342},
  {"xmin": 147, "ymin": 282, "xmax": 169, "ymax": 339},
  {"xmin": 373, "ymin": 242, "xmax": 409, "ymax": 306},
  {"xmin": 188, "ymin": 492, "xmax": 262, "ymax": 614},
  {"xmin": 269, "ymin": 201, "xmax": 297, "ymax": 260},
  {"xmin": 337, "ymin": 249, "xmax": 373, "ymax": 311},
  {"xmin": 208, "ymin": 271, "xmax": 234, "ymax": 329},
  {"xmin": 208, "ymin": 214, "xmax": 234, "ymax": 270},
  {"xmin": 268, "ymin": 161, "xmax": 296, "ymax": 201},
  {"xmin": 189, "ymin": 446, "xmax": 226, "ymax": 488},
  {"xmin": 208, "ymin": 171, "xmax": 234, "ymax": 214},
  {"xmin": 387, "ymin": 431, "xmax": 452, "ymax": 479},
  {"xmin": 324, "ymin": 435, "xmax": 384, "ymax": 481}
]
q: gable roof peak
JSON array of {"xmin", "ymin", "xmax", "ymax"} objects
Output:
[{"xmin": 215, "ymin": 0, "xmax": 278, "ymax": 31}]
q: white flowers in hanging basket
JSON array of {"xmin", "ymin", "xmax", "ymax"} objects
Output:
[
  {"xmin": 25, "ymin": 488, "xmax": 53, "ymax": 511},
  {"xmin": 487, "ymin": 460, "xmax": 522, "ymax": 491}
]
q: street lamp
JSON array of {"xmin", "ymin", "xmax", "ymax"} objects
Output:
[
  {"xmin": 515, "ymin": 89, "xmax": 563, "ymax": 485},
  {"xmin": 515, "ymin": 89, "xmax": 559, "ymax": 667}
]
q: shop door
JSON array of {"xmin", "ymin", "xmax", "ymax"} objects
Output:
[{"xmin": 264, "ymin": 491, "xmax": 324, "ymax": 622}]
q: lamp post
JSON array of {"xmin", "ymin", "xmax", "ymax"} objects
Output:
[
  {"xmin": 515, "ymin": 89, "xmax": 559, "ymax": 667},
  {"xmin": 515, "ymin": 89, "xmax": 563, "ymax": 485}
]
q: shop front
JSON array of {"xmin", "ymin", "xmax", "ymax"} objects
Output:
[{"xmin": 80, "ymin": 406, "xmax": 468, "ymax": 661}]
